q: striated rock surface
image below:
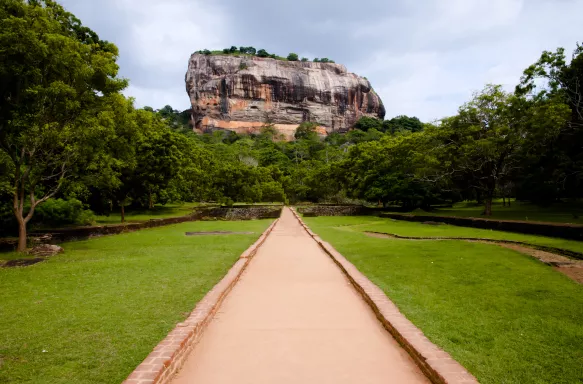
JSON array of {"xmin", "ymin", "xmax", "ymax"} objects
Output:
[{"xmin": 185, "ymin": 53, "xmax": 385, "ymax": 137}]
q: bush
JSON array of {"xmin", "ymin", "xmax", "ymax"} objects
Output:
[
  {"xmin": 354, "ymin": 116, "xmax": 383, "ymax": 131},
  {"xmin": 295, "ymin": 122, "xmax": 320, "ymax": 141},
  {"xmin": 34, "ymin": 198, "xmax": 95, "ymax": 227},
  {"xmin": 239, "ymin": 62, "xmax": 248, "ymax": 70},
  {"xmin": 257, "ymin": 49, "xmax": 269, "ymax": 57},
  {"xmin": 287, "ymin": 53, "xmax": 299, "ymax": 61},
  {"xmin": 261, "ymin": 181, "xmax": 287, "ymax": 202},
  {"xmin": 301, "ymin": 57, "xmax": 308, "ymax": 62}
]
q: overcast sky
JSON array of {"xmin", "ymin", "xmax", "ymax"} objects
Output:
[{"xmin": 60, "ymin": 0, "xmax": 582, "ymax": 122}]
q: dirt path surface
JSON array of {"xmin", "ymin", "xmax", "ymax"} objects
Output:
[{"xmin": 171, "ymin": 208, "xmax": 429, "ymax": 384}]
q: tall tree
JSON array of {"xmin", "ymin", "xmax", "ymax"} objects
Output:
[
  {"xmin": 428, "ymin": 85, "xmax": 531, "ymax": 215},
  {"xmin": 0, "ymin": 0, "xmax": 126, "ymax": 251},
  {"xmin": 516, "ymin": 44, "xmax": 583, "ymax": 201}
]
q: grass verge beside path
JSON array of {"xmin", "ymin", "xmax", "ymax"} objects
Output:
[
  {"xmin": 304, "ymin": 216, "xmax": 583, "ymax": 384},
  {"xmin": 326, "ymin": 216, "xmax": 583, "ymax": 254},
  {"xmin": 0, "ymin": 219, "xmax": 272, "ymax": 384}
]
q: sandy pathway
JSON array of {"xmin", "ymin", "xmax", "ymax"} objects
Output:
[{"xmin": 171, "ymin": 208, "xmax": 429, "ymax": 384}]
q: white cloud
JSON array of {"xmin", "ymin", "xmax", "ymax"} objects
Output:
[{"xmin": 60, "ymin": 0, "xmax": 583, "ymax": 120}]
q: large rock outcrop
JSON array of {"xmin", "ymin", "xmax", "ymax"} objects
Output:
[{"xmin": 185, "ymin": 53, "xmax": 385, "ymax": 138}]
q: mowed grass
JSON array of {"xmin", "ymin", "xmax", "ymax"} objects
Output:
[
  {"xmin": 0, "ymin": 219, "xmax": 272, "ymax": 384},
  {"xmin": 304, "ymin": 216, "xmax": 583, "ymax": 384},
  {"xmin": 330, "ymin": 215, "xmax": 583, "ymax": 254},
  {"xmin": 412, "ymin": 200, "xmax": 583, "ymax": 224},
  {"xmin": 94, "ymin": 202, "xmax": 200, "ymax": 225}
]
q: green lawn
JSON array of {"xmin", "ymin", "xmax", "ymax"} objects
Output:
[
  {"xmin": 0, "ymin": 219, "xmax": 272, "ymax": 384},
  {"xmin": 94, "ymin": 202, "xmax": 201, "ymax": 225},
  {"xmin": 326, "ymin": 215, "xmax": 583, "ymax": 254},
  {"xmin": 304, "ymin": 216, "xmax": 583, "ymax": 384},
  {"xmin": 410, "ymin": 200, "xmax": 583, "ymax": 224}
]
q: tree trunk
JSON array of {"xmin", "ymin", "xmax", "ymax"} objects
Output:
[
  {"xmin": 121, "ymin": 205, "xmax": 125, "ymax": 223},
  {"xmin": 484, "ymin": 198, "xmax": 493, "ymax": 216},
  {"xmin": 503, "ymin": 196, "xmax": 506, "ymax": 207},
  {"xmin": 148, "ymin": 191, "xmax": 154, "ymax": 210},
  {"xmin": 17, "ymin": 219, "xmax": 27, "ymax": 253}
]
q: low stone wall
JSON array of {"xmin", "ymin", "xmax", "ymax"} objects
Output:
[
  {"xmin": 380, "ymin": 213, "xmax": 583, "ymax": 241},
  {"xmin": 296, "ymin": 205, "xmax": 374, "ymax": 217},
  {"xmin": 26, "ymin": 206, "xmax": 283, "ymax": 244},
  {"xmin": 197, "ymin": 206, "xmax": 282, "ymax": 221}
]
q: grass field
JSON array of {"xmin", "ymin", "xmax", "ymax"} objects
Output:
[
  {"xmin": 94, "ymin": 202, "xmax": 201, "ymax": 225},
  {"xmin": 325, "ymin": 216, "xmax": 583, "ymax": 254},
  {"xmin": 410, "ymin": 200, "xmax": 583, "ymax": 224},
  {"xmin": 304, "ymin": 216, "xmax": 583, "ymax": 384},
  {"xmin": 0, "ymin": 219, "xmax": 272, "ymax": 384}
]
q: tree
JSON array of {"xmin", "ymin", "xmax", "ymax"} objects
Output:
[
  {"xmin": 257, "ymin": 49, "xmax": 269, "ymax": 57},
  {"xmin": 294, "ymin": 122, "xmax": 319, "ymax": 141},
  {"xmin": 428, "ymin": 85, "xmax": 535, "ymax": 215},
  {"xmin": 383, "ymin": 115, "xmax": 424, "ymax": 134},
  {"xmin": 339, "ymin": 134, "xmax": 436, "ymax": 208},
  {"xmin": 0, "ymin": 0, "xmax": 126, "ymax": 251},
  {"xmin": 354, "ymin": 116, "xmax": 383, "ymax": 131},
  {"xmin": 320, "ymin": 58, "xmax": 330, "ymax": 63},
  {"xmin": 132, "ymin": 113, "xmax": 183, "ymax": 209},
  {"xmin": 229, "ymin": 46, "xmax": 238, "ymax": 53},
  {"xmin": 516, "ymin": 43, "xmax": 583, "ymax": 202},
  {"xmin": 301, "ymin": 57, "xmax": 308, "ymax": 62},
  {"xmin": 314, "ymin": 58, "xmax": 320, "ymax": 62},
  {"xmin": 287, "ymin": 53, "xmax": 299, "ymax": 61}
]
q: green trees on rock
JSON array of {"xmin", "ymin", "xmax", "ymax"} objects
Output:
[
  {"xmin": 287, "ymin": 53, "xmax": 299, "ymax": 61},
  {"xmin": 257, "ymin": 49, "xmax": 269, "ymax": 58}
]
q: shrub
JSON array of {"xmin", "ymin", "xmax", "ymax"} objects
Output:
[
  {"xmin": 34, "ymin": 198, "xmax": 95, "ymax": 227},
  {"xmin": 239, "ymin": 62, "xmax": 248, "ymax": 70},
  {"xmin": 354, "ymin": 116, "xmax": 383, "ymax": 132},
  {"xmin": 301, "ymin": 57, "xmax": 308, "ymax": 62},
  {"xmin": 295, "ymin": 122, "xmax": 320, "ymax": 140},
  {"xmin": 261, "ymin": 181, "xmax": 287, "ymax": 202},
  {"xmin": 257, "ymin": 49, "xmax": 269, "ymax": 58},
  {"xmin": 314, "ymin": 58, "xmax": 320, "ymax": 62},
  {"xmin": 287, "ymin": 53, "xmax": 299, "ymax": 61}
]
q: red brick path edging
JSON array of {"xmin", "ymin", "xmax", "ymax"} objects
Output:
[
  {"xmin": 290, "ymin": 208, "xmax": 479, "ymax": 384},
  {"xmin": 122, "ymin": 218, "xmax": 280, "ymax": 384}
]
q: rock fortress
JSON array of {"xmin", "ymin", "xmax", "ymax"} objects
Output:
[{"xmin": 185, "ymin": 53, "xmax": 385, "ymax": 139}]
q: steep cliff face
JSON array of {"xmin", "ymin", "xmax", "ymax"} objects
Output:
[{"xmin": 185, "ymin": 53, "xmax": 385, "ymax": 137}]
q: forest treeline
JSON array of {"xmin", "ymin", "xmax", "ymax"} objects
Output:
[{"xmin": 1, "ymin": 0, "xmax": 582, "ymax": 251}]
